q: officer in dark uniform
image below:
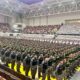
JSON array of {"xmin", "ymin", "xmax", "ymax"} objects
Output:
[
  {"xmin": 31, "ymin": 55, "xmax": 37, "ymax": 79},
  {"xmin": 35, "ymin": 51, "xmax": 39, "ymax": 57},
  {"xmin": 55, "ymin": 60, "xmax": 64, "ymax": 80},
  {"xmin": 21, "ymin": 52, "xmax": 27, "ymax": 62},
  {"xmin": 4, "ymin": 49, "xmax": 11, "ymax": 66},
  {"xmin": 42, "ymin": 58, "xmax": 48, "ymax": 80},
  {"xmin": 60, "ymin": 59, "xmax": 67, "ymax": 80},
  {"xmin": 16, "ymin": 52, "xmax": 21, "ymax": 73},
  {"xmin": 64, "ymin": 58, "xmax": 70, "ymax": 79},
  {"xmin": 38, "ymin": 54, "xmax": 43, "ymax": 78},
  {"xmin": 10, "ymin": 51, "xmax": 16, "ymax": 70},
  {"xmin": 0, "ymin": 48, "xmax": 6, "ymax": 62},
  {"xmin": 23, "ymin": 54, "xmax": 31, "ymax": 76},
  {"xmin": 47, "ymin": 56, "xmax": 54, "ymax": 80}
]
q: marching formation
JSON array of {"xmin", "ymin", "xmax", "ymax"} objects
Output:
[{"xmin": 0, "ymin": 37, "xmax": 80, "ymax": 80}]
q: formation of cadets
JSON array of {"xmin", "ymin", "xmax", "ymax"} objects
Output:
[{"xmin": 0, "ymin": 37, "xmax": 80, "ymax": 80}]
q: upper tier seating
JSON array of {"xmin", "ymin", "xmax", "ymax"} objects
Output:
[
  {"xmin": 56, "ymin": 23, "xmax": 80, "ymax": 40},
  {"xmin": 23, "ymin": 25, "xmax": 61, "ymax": 34},
  {"xmin": 57, "ymin": 24, "xmax": 80, "ymax": 34},
  {"xmin": 0, "ymin": 23, "xmax": 11, "ymax": 32},
  {"xmin": 56, "ymin": 35, "xmax": 80, "ymax": 40}
]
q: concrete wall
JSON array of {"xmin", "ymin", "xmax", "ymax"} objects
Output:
[
  {"xmin": 0, "ymin": 14, "xmax": 11, "ymax": 23},
  {"xmin": 1, "ymin": 11, "xmax": 80, "ymax": 26},
  {"xmin": 24, "ymin": 12, "xmax": 80, "ymax": 26}
]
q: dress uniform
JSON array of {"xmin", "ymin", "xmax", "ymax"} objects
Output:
[
  {"xmin": 65, "ymin": 60, "xmax": 70, "ymax": 79},
  {"xmin": 21, "ymin": 52, "xmax": 27, "ymax": 62},
  {"xmin": 31, "ymin": 55, "xmax": 37, "ymax": 79},
  {"xmin": 55, "ymin": 61, "xmax": 64, "ymax": 80},
  {"xmin": 4, "ymin": 49, "xmax": 11, "ymax": 66},
  {"xmin": 38, "ymin": 54, "xmax": 43, "ymax": 78},
  {"xmin": 16, "ymin": 52, "xmax": 21, "ymax": 73},
  {"xmin": 42, "ymin": 58, "xmax": 48, "ymax": 80},
  {"xmin": 47, "ymin": 56, "xmax": 53, "ymax": 80},
  {"xmin": 23, "ymin": 54, "xmax": 31, "ymax": 76},
  {"xmin": 10, "ymin": 51, "xmax": 16, "ymax": 69},
  {"xmin": 0, "ymin": 48, "xmax": 6, "ymax": 62}
]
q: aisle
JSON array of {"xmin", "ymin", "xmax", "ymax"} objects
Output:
[
  {"xmin": 70, "ymin": 66, "xmax": 80, "ymax": 80},
  {"xmin": 70, "ymin": 72, "xmax": 80, "ymax": 80}
]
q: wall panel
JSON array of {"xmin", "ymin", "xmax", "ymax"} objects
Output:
[
  {"xmin": 25, "ymin": 12, "xmax": 80, "ymax": 26},
  {"xmin": 34, "ymin": 17, "xmax": 40, "ymax": 26},
  {"xmin": 41, "ymin": 16, "xmax": 47, "ymax": 25}
]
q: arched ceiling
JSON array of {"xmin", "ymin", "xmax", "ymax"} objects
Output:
[{"xmin": 0, "ymin": 0, "xmax": 80, "ymax": 17}]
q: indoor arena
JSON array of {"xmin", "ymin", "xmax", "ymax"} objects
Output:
[{"xmin": 0, "ymin": 0, "xmax": 80, "ymax": 80}]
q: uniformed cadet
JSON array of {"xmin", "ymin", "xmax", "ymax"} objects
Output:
[
  {"xmin": 31, "ymin": 55, "xmax": 37, "ymax": 79},
  {"xmin": 23, "ymin": 54, "xmax": 31, "ymax": 76},
  {"xmin": 47, "ymin": 56, "xmax": 54, "ymax": 80},
  {"xmin": 16, "ymin": 52, "xmax": 21, "ymax": 73},
  {"xmin": 42, "ymin": 58, "xmax": 49, "ymax": 80},
  {"xmin": 60, "ymin": 59, "xmax": 67, "ymax": 80},
  {"xmin": 38, "ymin": 54, "xmax": 43, "ymax": 78},
  {"xmin": 35, "ymin": 51, "xmax": 39, "ymax": 57},
  {"xmin": 10, "ymin": 51, "xmax": 16, "ymax": 69},
  {"xmin": 0, "ymin": 48, "xmax": 6, "ymax": 62},
  {"xmin": 4, "ymin": 49, "xmax": 11, "ymax": 66},
  {"xmin": 55, "ymin": 60, "xmax": 64, "ymax": 80},
  {"xmin": 21, "ymin": 52, "xmax": 27, "ymax": 62}
]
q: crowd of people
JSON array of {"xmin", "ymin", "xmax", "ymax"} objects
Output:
[
  {"xmin": 0, "ymin": 37, "xmax": 80, "ymax": 80},
  {"xmin": 0, "ymin": 23, "xmax": 10, "ymax": 32},
  {"xmin": 23, "ymin": 25, "xmax": 61, "ymax": 34},
  {"xmin": 0, "ymin": 23, "xmax": 61, "ymax": 34}
]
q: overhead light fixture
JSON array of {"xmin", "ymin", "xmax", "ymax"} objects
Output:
[
  {"xmin": 71, "ymin": 1, "xmax": 75, "ymax": 4},
  {"xmin": 58, "ymin": 3, "xmax": 62, "ymax": 7},
  {"xmin": 48, "ymin": 6, "xmax": 50, "ymax": 9}
]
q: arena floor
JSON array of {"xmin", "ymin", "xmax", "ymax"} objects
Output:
[
  {"xmin": 70, "ymin": 71, "xmax": 80, "ymax": 80},
  {"xmin": 8, "ymin": 63, "xmax": 80, "ymax": 80}
]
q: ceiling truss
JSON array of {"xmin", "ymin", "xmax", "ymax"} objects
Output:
[{"xmin": 0, "ymin": 0, "xmax": 80, "ymax": 17}]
